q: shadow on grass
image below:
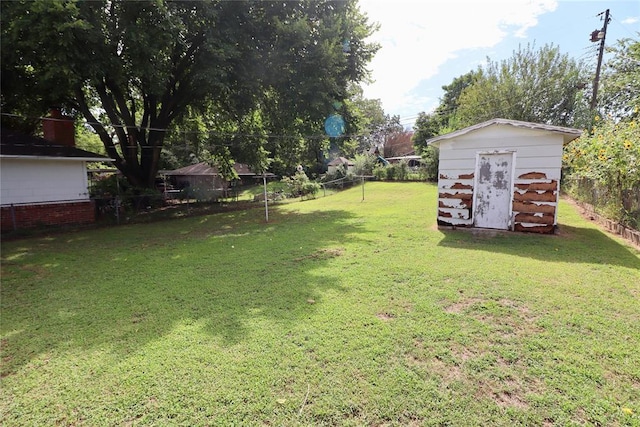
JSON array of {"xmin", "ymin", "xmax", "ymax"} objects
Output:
[
  {"xmin": 437, "ymin": 223, "xmax": 640, "ymax": 270},
  {"xmin": 0, "ymin": 207, "xmax": 369, "ymax": 377}
]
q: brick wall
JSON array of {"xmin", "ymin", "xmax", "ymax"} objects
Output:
[{"xmin": 1, "ymin": 200, "xmax": 96, "ymax": 232}]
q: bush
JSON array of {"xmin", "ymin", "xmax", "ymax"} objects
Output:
[
  {"xmin": 353, "ymin": 154, "xmax": 377, "ymax": 176},
  {"xmin": 420, "ymin": 146, "xmax": 439, "ymax": 181},
  {"xmin": 373, "ymin": 165, "xmax": 386, "ymax": 180},
  {"xmin": 281, "ymin": 171, "xmax": 320, "ymax": 199},
  {"xmin": 90, "ymin": 174, "xmax": 163, "ymax": 211}
]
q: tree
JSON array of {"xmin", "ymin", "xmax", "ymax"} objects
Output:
[
  {"xmin": 455, "ymin": 44, "xmax": 591, "ymax": 129},
  {"xmin": 562, "ymin": 36, "xmax": 640, "ymax": 229},
  {"xmin": 383, "ymin": 129, "xmax": 413, "ymax": 157},
  {"xmin": 599, "ymin": 36, "xmax": 640, "ymax": 121},
  {"xmin": 1, "ymin": 0, "xmax": 378, "ymax": 188},
  {"xmin": 411, "ymin": 112, "xmax": 441, "ymax": 154},
  {"xmin": 343, "ymin": 85, "xmax": 409, "ymax": 159},
  {"xmin": 412, "ymin": 70, "xmax": 479, "ymax": 153}
]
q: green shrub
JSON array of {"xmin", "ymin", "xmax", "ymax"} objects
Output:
[
  {"xmin": 420, "ymin": 146, "xmax": 439, "ymax": 181},
  {"xmin": 281, "ymin": 171, "xmax": 320, "ymax": 199},
  {"xmin": 373, "ymin": 166, "xmax": 387, "ymax": 180}
]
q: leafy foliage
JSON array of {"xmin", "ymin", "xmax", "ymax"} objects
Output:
[
  {"xmin": 1, "ymin": 0, "xmax": 378, "ymax": 187},
  {"xmin": 563, "ymin": 36, "xmax": 640, "ymax": 229},
  {"xmin": 420, "ymin": 145, "xmax": 439, "ymax": 182},
  {"xmin": 346, "ymin": 86, "xmax": 405, "ymax": 155},
  {"xmin": 352, "ymin": 153, "xmax": 377, "ymax": 176},
  {"xmin": 280, "ymin": 170, "xmax": 321, "ymax": 199},
  {"xmin": 599, "ymin": 36, "xmax": 640, "ymax": 121},
  {"xmin": 456, "ymin": 44, "xmax": 591, "ymax": 129},
  {"xmin": 563, "ymin": 117, "xmax": 639, "ymax": 228}
]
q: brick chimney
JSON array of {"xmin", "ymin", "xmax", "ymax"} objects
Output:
[{"xmin": 43, "ymin": 108, "xmax": 75, "ymax": 147}]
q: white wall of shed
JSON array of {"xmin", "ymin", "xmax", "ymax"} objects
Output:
[
  {"xmin": 0, "ymin": 158, "xmax": 90, "ymax": 205},
  {"xmin": 436, "ymin": 125, "xmax": 564, "ymax": 180}
]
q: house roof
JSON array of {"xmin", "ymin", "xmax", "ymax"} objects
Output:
[
  {"xmin": 328, "ymin": 156, "xmax": 354, "ymax": 166},
  {"xmin": 426, "ymin": 118, "xmax": 582, "ymax": 147},
  {"xmin": 163, "ymin": 162, "xmax": 217, "ymax": 176},
  {"xmin": 233, "ymin": 163, "xmax": 258, "ymax": 176},
  {"xmin": 386, "ymin": 155, "xmax": 423, "ymax": 162},
  {"xmin": 163, "ymin": 161, "xmax": 271, "ymax": 177},
  {"xmin": 0, "ymin": 128, "xmax": 112, "ymax": 162}
]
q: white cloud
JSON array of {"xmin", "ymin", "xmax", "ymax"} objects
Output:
[
  {"xmin": 359, "ymin": 0, "xmax": 557, "ymax": 118},
  {"xmin": 621, "ymin": 16, "xmax": 639, "ymax": 25}
]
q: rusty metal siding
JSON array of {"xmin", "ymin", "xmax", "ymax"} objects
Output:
[
  {"xmin": 511, "ymin": 172, "xmax": 558, "ymax": 233},
  {"xmin": 437, "ymin": 173, "xmax": 474, "ymax": 226}
]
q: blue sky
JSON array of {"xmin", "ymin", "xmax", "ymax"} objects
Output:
[{"xmin": 359, "ymin": 0, "xmax": 640, "ymax": 128}]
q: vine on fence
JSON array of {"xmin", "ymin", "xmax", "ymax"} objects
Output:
[{"xmin": 563, "ymin": 117, "xmax": 639, "ymax": 229}]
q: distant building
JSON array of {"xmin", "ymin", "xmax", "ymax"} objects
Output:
[{"xmin": 327, "ymin": 157, "xmax": 355, "ymax": 174}]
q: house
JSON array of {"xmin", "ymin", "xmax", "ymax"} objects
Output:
[
  {"xmin": 385, "ymin": 155, "xmax": 424, "ymax": 168},
  {"xmin": 426, "ymin": 118, "xmax": 581, "ymax": 233},
  {"xmin": 162, "ymin": 162, "xmax": 225, "ymax": 200},
  {"xmin": 1, "ymin": 111, "xmax": 112, "ymax": 232},
  {"xmin": 161, "ymin": 162, "xmax": 268, "ymax": 200},
  {"xmin": 327, "ymin": 157, "xmax": 355, "ymax": 175}
]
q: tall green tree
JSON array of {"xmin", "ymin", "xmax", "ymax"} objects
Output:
[
  {"xmin": 411, "ymin": 112, "xmax": 441, "ymax": 154},
  {"xmin": 455, "ymin": 44, "xmax": 591, "ymax": 129},
  {"xmin": 344, "ymin": 86, "xmax": 405, "ymax": 159},
  {"xmin": 1, "ymin": 0, "xmax": 378, "ymax": 187},
  {"xmin": 599, "ymin": 36, "xmax": 640, "ymax": 121},
  {"xmin": 412, "ymin": 70, "xmax": 479, "ymax": 153}
]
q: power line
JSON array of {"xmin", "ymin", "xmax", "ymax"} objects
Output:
[{"xmin": 1, "ymin": 112, "xmax": 384, "ymax": 144}]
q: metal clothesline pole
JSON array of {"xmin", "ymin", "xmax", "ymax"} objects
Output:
[{"xmin": 263, "ymin": 174, "xmax": 269, "ymax": 223}]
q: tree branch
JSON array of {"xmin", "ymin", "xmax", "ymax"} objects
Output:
[{"xmin": 73, "ymin": 86, "xmax": 123, "ymax": 168}]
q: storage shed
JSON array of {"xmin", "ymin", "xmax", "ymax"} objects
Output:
[
  {"xmin": 327, "ymin": 157, "xmax": 355, "ymax": 175},
  {"xmin": 426, "ymin": 118, "xmax": 581, "ymax": 233}
]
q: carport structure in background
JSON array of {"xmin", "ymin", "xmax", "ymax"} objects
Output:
[{"xmin": 426, "ymin": 118, "xmax": 582, "ymax": 233}]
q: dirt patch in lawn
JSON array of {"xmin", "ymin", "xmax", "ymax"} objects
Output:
[
  {"xmin": 294, "ymin": 247, "xmax": 345, "ymax": 262},
  {"xmin": 376, "ymin": 312, "xmax": 395, "ymax": 321},
  {"xmin": 444, "ymin": 297, "xmax": 482, "ymax": 314}
]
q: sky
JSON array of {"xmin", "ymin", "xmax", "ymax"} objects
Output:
[{"xmin": 358, "ymin": 0, "xmax": 640, "ymax": 129}]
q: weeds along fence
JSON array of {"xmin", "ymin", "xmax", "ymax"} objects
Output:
[
  {"xmin": 563, "ymin": 176, "xmax": 640, "ymax": 232},
  {"xmin": 93, "ymin": 191, "xmax": 251, "ymax": 225},
  {"xmin": 318, "ymin": 175, "xmax": 364, "ymax": 196}
]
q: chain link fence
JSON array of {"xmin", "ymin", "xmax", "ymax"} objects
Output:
[{"xmin": 563, "ymin": 177, "xmax": 640, "ymax": 231}]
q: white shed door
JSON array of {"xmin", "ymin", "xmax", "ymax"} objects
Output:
[{"xmin": 474, "ymin": 153, "xmax": 513, "ymax": 230}]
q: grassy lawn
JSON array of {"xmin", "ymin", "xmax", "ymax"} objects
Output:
[{"xmin": 1, "ymin": 182, "xmax": 639, "ymax": 426}]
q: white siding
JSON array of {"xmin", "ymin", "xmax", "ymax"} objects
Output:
[
  {"xmin": 437, "ymin": 127, "xmax": 564, "ymax": 180},
  {"xmin": 0, "ymin": 158, "xmax": 90, "ymax": 205}
]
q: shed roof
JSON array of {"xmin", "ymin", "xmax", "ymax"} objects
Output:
[
  {"xmin": 328, "ymin": 156, "xmax": 354, "ymax": 166},
  {"xmin": 0, "ymin": 128, "xmax": 112, "ymax": 162},
  {"xmin": 426, "ymin": 118, "xmax": 582, "ymax": 147}
]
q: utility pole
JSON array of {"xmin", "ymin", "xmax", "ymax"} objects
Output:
[{"xmin": 590, "ymin": 9, "xmax": 610, "ymax": 111}]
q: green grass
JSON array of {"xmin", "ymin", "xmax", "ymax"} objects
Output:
[{"xmin": 1, "ymin": 182, "xmax": 639, "ymax": 426}]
